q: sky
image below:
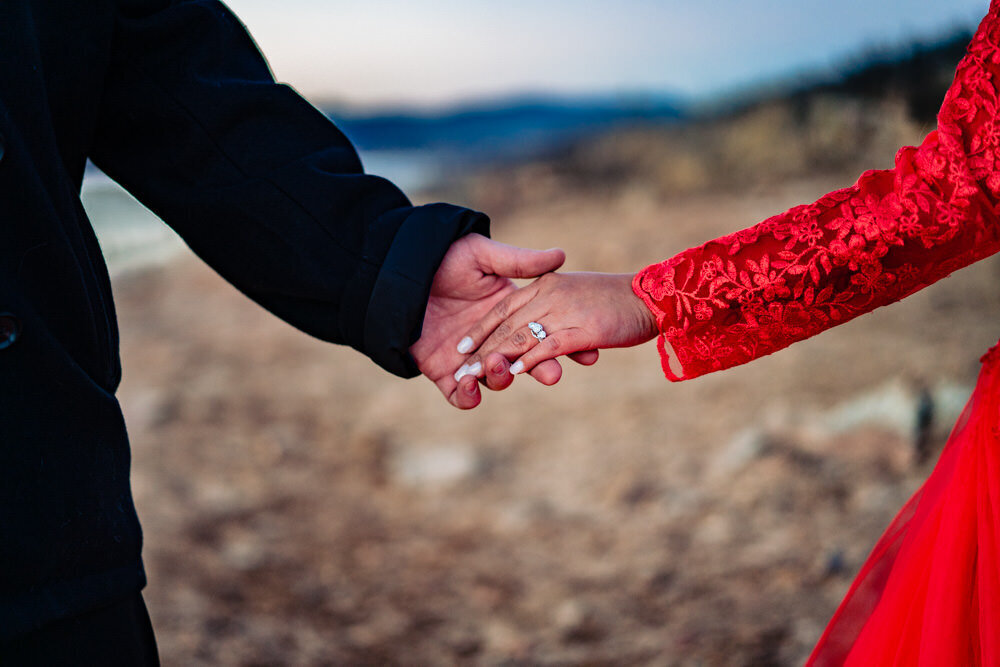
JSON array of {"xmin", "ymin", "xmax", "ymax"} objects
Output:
[{"xmin": 224, "ymin": 0, "xmax": 990, "ymax": 110}]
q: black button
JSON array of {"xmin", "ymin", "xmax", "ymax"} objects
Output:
[{"xmin": 0, "ymin": 313, "xmax": 21, "ymax": 350}]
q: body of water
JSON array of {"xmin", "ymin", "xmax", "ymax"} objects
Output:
[
  {"xmin": 82, "ymin": 149, "xmax": 445, "ymax": 277},
  {"xmin": 81, "ymin": 172, "xmax": 186, "ymax": 278}
]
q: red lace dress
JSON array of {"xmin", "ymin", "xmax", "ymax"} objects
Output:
[{"xmin": 633, "ymin": 3, "xmax": 1000, "ymax": 664}]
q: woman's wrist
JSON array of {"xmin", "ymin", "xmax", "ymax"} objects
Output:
[{"xmin": 626, "ymin": 272, "xmax": 660, "ymax": 344}]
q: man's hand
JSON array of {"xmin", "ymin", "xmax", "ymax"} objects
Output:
[{"xmin": 411, "ymin": 234, "xmax": 569, "ymax": 409}]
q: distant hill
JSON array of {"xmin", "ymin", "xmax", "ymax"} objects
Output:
[
  {"xmin": 321, "ymin": 28, "xmax": 977, "ymax": 196},
  {"xmin": 767, "ymin": 28, "xmax": 974, "ymax": 125},
  {"xmin": 539, "ymin": 27, "xmax": 979, "ymax": 197},
  {"xmin": 325, "ymin": 94, "xmax": 687, "ymax": 158}
]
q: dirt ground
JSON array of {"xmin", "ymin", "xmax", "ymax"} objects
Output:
[{"xmin": 114, "ymin": 171, "xmax": 1000, "ymax": 665}]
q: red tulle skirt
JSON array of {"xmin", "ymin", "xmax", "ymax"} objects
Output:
[{"xmin": 807, "ymin": 342, "xmax": 1000, "ymax": 665}]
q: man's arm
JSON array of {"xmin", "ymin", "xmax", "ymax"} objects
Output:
[{"xmin": 92, "ymin": 0, "xmax": 483, "ymax": 378}]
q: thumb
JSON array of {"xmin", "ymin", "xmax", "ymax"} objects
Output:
[{"xmin": 476, "ymin": 238, "xmax": 566, "ymax": 279}]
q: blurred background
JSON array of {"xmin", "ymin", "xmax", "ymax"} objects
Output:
[{"xmin": 84, "ymin": 1, "xmax": 1000, "ymax": 664}]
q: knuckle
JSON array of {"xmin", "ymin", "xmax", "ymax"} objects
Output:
[
  {"xmin": 495, "ymin": 322, "xmax": 512, "ymax": 339},
  {"xmin": 494, "ymin": 299, "xmax": 510, "ymax": 319},
  {"xmin": 512, "ymin": 331, "xmax": 528, "ymax": 346},
  {"xmin": 546, "ymin": 335, "xmax": 562, "ymax": 352}
]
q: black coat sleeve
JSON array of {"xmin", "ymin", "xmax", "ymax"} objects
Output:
[{"xmin": 90, "ymin": 0, "xmax": 489, "ymax": 377}]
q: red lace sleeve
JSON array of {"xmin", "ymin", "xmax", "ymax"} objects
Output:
[{"xmin": 633, "ymin": 3, "xmax": 1000, "ymax": 381}]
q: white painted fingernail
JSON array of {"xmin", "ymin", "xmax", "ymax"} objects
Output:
[
  {"xmin": 467, "ymin": 362, "xmax": 482, "ymax": 376},
  {"xmin": 453, "ymin": 364, "xmax": 469, "ymax": 382},
  {"xmin": 510, "ymin": 360, "xmax": 525, "ymax": 375},
  {"xmin": 456, "ymin": 336, "xmax": 474, "ymax": 354}
]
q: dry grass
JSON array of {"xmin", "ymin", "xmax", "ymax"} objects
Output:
[{"xmin": 543, "ymin": 95, "xmax": 929, "ymax": 199}]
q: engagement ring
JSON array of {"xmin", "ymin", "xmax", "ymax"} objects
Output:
[{"xmin": 528, "ymin": 322, "xmax": 547, "ymax": 341}]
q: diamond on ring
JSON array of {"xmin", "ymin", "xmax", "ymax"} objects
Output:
[{"xmin": 528, "ymin": 322, "xmax": 547, "ymax": 341}]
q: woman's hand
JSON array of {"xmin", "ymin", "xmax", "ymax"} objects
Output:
[
  {"xmin": 453, "ymin": 272, "xmax": 659, "ymax": 380},
  {"xmin": 410, "ymin": 234, "xmax": 571, "ymax": 409}
]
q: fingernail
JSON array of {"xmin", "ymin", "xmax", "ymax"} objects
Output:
[
  {"xmin": 456, "ymin": 336, "xmax": 474, "ymax": 354},
  {"xmin": 467, "ymin": 362, "xmax": 482, "ymax": 376},
  {"xmin": 510, "ymin": 360, "xmax": 525, "ymax": 375},
  {"xmin": 491, "ymin": 360, "xmax": 506, "ymax": 375},
  {"xmin": 464, "ymin": 379, "xmax": 478, "ymax": 395},
  {"xmin": 453, "ymin": 364, "xmax": 469, "ymax": 382}
]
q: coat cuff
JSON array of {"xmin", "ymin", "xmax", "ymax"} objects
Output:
[{"xmin": 341, "ymin": 203, "xmax": 490, "ymax": 378}]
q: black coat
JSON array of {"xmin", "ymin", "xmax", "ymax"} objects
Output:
[{"xmin": 0, "ymin": 0, "xmax": 488, "ymax": 638}]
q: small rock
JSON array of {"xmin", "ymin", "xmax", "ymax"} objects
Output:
[
  {"xmin": 933, "ymin": 383, "xmax": 974, "ymax": 432},
  {"xmin": 389, "ymin": 442, "xmax": 481, "ymax": 488},
  {"xmin": 446, "ymin": 628, "xmax": 482, "ymax": 657},
  {"xmin": 694, "ymin": 512, "xmax": 732, "ymax": 546},
  {"xmin": 645, "ymin": 569, "xmax": 675, "ymax": 595},
  {"xmin": 823, "ymin": 549, "xmax": 848, "ymax": 578},
  {"xmin": 554, "ymin": 600, "xmax": 604, "ymax": 643},
  {"xmin": 819, "ymin": 380, "xmax": 914, "ymax": 438},
  {"xmin": 120, "ymin": 387, "xmax": 168, "ymax": 435},
  {"xmin": 711, "ymin": 428, "xmax": 768, "ymax": 479},
  {"xmin": 483, "ymin": 620, "xmax": 524, "ymax": 654},
  {"xmin": 220, "ymin": 537, "xmax": 266, "ymax": 571}
]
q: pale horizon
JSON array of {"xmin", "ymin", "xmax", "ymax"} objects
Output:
[{"xmin": 224, "ymin": 0, "xmax": 988, "ymax": 111}]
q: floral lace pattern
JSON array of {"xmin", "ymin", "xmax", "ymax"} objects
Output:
[{"xmin": 633, "ymin": 2, "xmax": 1000, "ymax": 381}]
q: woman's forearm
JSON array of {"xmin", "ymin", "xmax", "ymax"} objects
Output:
[{"xmin": 634, "ymin": 7, "xmax": 1000, "ymax": 381}]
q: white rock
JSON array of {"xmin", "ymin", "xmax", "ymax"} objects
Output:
[
  {"xmin": 390, "ymin": 443, "xmax": 481, "ymax": 487},
  {"xmin": 710, "ymin": 428, "xmax": 768, "ymax": 479}
]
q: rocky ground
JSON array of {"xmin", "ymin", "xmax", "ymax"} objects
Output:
[{"xmin": 114, "ymin": 169, "xmax": 1000, "ymax": 665}]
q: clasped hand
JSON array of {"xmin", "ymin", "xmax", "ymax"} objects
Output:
[{"xmin": 410, "ymin": 234, "xmax": 658, "ymax": 409}]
